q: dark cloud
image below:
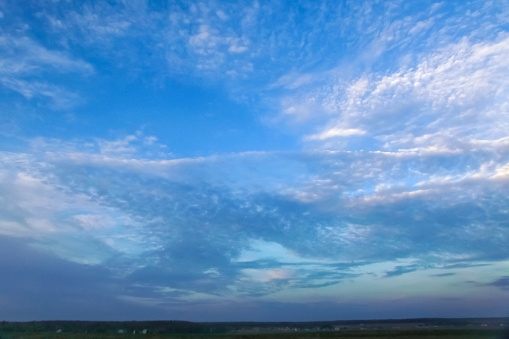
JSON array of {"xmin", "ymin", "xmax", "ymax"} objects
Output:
[
  {"xmin": 431, "ymin": 273, "xmax": 456, "ymax": 277},
  {"xmin": 488, "ymin": 276, "xmax": 509, "ymax": 290},
  {"xmin": 0, "ymin": 236, "xmax": 166, "ymax": 320},
  {"xmin": 385, "ymin": 265, "xmax": 419, "ymax": 278}
]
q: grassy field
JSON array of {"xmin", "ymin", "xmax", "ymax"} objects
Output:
[
  {"xmin": 0, "ymin": 329, "xmax": 507, "ymax": 339},
  {"xmin": 2, "ymin": 319, "xmax": 508, "ymax": 339}
]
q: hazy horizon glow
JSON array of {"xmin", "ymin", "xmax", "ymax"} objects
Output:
[{"xmin": 1, "ymin": 0, "xmax": 508, "ymax": 321}]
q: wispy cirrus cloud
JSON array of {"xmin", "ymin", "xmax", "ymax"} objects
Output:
[{"xmin": 0, "ymin": 27, "xmax": 92, "ymax": 110}]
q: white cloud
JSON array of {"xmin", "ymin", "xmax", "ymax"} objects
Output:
[
  {"xmin": 98, "ymin": 135, "xmax": 138, "ymax": 155},
  {"xmin": 409, "ymin": 18, "xmax": 434, "ymax": 35},
  {"xmin": 241, "ymin": 268, "xmax": 293, "ymax": 283},
  {"xmin": 491, "ymin": 163, "xmax": 509, "ymax": 180},
  {"xmin": 0, "ymin": 32, "xmax": 91, "ymax": 108},
  {"xmin": 272, "ymin": 72, "xmax": 316, "ymax": 90},
  {"xmin": 360, "ymin": 188, "xmax": 433, "ymax": 205},
  {"xmin": 0, "ymin": 78, "xmax": 82, "ymax": 109},
  {"xmin": 318, "ymin": 223, "xmax": 373, "ymax": 246},
  {"xmin": 279, "ymin": 96, "xmax": 324, "ymax": 122},
  {"xmin": 287, "ymin": 34, "xmax": 509, "ymax": 151},
  {"xmin": 0, "ymin": 151, "xmax": 147, "ymax": 265},
  {"xmin": 73, "ymin": 214, "xmax": 115, "ymax": 230},
  {"xmin": 234, "ymin": 239, "xmax": 325, "ymax": 264},
  {"xmin": 0, "ymin": 34, "xmax": 93, "ymax": 76},
  {"xmin": 307, "ymin": 128, "xmax": 366, "ymax": 140},
  {"xmin": 215, "ymin": 10, "xmax": 229, "ymax": 21},
  {"xmin": 228, "ymin": 42, "xmax": 248, "ymax": 54},
  {"xmin": 0, "ymin": 168, "xmax": 75, "ymax": 237}
]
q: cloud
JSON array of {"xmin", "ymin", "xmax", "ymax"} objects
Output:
[
  {"xmin": 431, "ymin": 273, "xmax": 456, "ymax": 277},
  {"xmin": 1, "ymin": 128, "xmax": 508, "ymax": 304},
  {"xmin": 3, "ymin": 0, "xmax": 507, "ymax": 114},
  {"xmin": 0, "ymin": 78, "xmax": 82, "ymax": 109},
  {"xmin": 0, "ymin": 31, "xmax": 92, "ymax": 109},
  {"xmin": 0, "ymin": 236, "xmax": 149, "ymax": 321},
  {"xmin": 271, "ymin": 72, "xmax": 316, "ymax": 90},
  {"xmin": 385, "ymin": 265, "xmax": 419, "ymax": 278},
  {"xmin": 307, "ymin": 128, "xmax": 366, "ymax": 140},
  {"xmin": 300, "ymin": 34, "xmax": 509, "ymax": 150},
  {"xmin": 0, "ymin": 150, "xmax": 146, "ymax": 267},
  {"xmin": 263, "ymin": 2, "xmax": 509, "ymax": 155},
  {"xmin": 487, "ymin": 276, "xmax": 509, "ymax": 290},
  {"xmin": 31, "ymin": 1, "xmax": 258, "ymax": 78},
  {"xmin": 5, "ymin": 1, "xmax": 433, "ymax": 88},
  {"xmin": 241, "ymin": 268, "xmax": 293, "ymax": 283},
  {"xmin": 1, "ymin": 0, "xmax": 508, "ymax": 317},
  {"xmin": 0, "ymin": 34, "xmax": 93, "ymax": 76}
]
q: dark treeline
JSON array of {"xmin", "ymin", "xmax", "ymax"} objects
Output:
[
  {"xmin": 0, "ymin": 320, "xmax": 207, "ymax": 334},
  {"xmin": 203, "ymin": 318, "xmax": 509, "ymax": 329},
  {"xmin": 1, "ymin": 318, "xmax": 508, "ymax": 335}
]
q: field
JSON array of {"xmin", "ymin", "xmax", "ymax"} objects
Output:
[
  {"xmin": 1, "ymin": 318, "xmax": 508, "ymax": 339},
  {"xmin": 0, "ymin": 329, "xmax": 507, "ymax": 339}
]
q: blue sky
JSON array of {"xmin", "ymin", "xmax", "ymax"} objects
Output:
[{"xmin": 1, "ymin": 0, "xmax": 508, "ymax": 321}]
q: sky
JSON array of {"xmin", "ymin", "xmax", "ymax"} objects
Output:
[{"xmin": 0, "ymin": 0, "xmax": 509, "ymax": 322}]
